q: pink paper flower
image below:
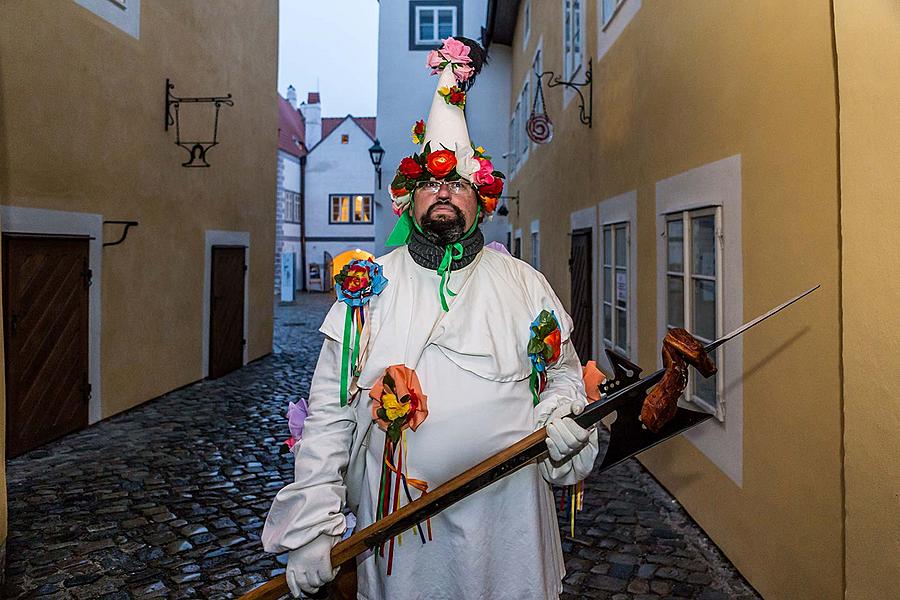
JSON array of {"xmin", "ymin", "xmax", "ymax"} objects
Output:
[
  {"xmin": 441, "ymin": 37, "xmax": 472, "ymax": 64},
  {"xmin": 454, "ymin": 64, "xmax": 475, "ymax": 82},
  {"xmin": 473, "ymin": 157, "xmax": 495, "ymax": 186},
  {"xmin": 426, "ymin": 49, "xmax": 444, "ymax": 71}
]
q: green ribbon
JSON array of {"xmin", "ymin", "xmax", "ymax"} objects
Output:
[
  {"xmin": 436, "ymin": 242, "xmax": 464, "ymax": 311},
  {"xmin": 529, "ymin": 367, "xmax": 541, "ymax": 406},
  {"xmin": 339, "ymin": 305, "xmax": 353, "ymax": 407},
  {"xmin": 386, "ymin": 211, "xmax": 415, "ymax": 246}
]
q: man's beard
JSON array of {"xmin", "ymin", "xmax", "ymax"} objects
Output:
[{"xmin": 420, "ymin": 202, "xmax": 467, "ymax": 246}]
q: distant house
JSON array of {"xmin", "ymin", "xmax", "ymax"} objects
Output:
[
  {"xmin": 276, "ymin": 85, "xmax": 307, "ymax": 300},
  {"xmin": 301, "ymin": 106, "xmax": 377, "ymax": 291}
]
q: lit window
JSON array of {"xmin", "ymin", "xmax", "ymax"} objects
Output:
[
  {"xmin": 602, "ymin": 0, "xmax": 625, "ymax": 27},
  {"xmin": 330, "ymin": 195, "xmax": 351, "ymax": 224},
  {"xmin": 341, "ymin": 134, "xmax": 349, "ymax": 144},
  {"xmin": 563, "ymin": 0, "xmax": 583, "ymax": 79},
  {"xmin": 602, "ymin": 223, "xmax": 629, "ymax": 355},
  {"xmin": 665, "ymin": 208, "xmax": 721, "ymax": 413},
  {"xmin": 353, "ymin": 195, "xmax": 372, "ymax": 223},
  {"xmin": 411, "ymin": 2, "xmax": 461, "ymax": 49}
]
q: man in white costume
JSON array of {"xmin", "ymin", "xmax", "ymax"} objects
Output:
[{"xmin": 262, "ymin": 37, "xmax": 602, "ymax": 600}]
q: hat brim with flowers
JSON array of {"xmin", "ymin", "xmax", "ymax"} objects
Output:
[{"xmin": 386, "ymin": 37, "xmax": 506, "ymax": 246}]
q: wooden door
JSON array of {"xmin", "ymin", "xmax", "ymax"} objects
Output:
[
  {"xmin": 3, "ymin": 235, "xmax": 90, "ymax": 458},
  {"xmin": 209, "ymin": 246, "xmax": 245, "ymax": 379},
  {"xmin": 569, "ymin": 228, "xmax": 593, "ymax": 362}
]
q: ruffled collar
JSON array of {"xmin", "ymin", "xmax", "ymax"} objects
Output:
[{"xmin": 407, "ymin": 228, "xmax": 484, "ymax": 272}]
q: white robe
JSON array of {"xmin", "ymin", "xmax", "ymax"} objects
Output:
[{"xmin": 262, "ymin": 245, "xmax": 601, "ymax": 600}]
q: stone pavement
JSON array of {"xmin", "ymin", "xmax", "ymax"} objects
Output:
[{"xmin": 4, "ymin": 293, "xmax": 760, "ymax": 599}]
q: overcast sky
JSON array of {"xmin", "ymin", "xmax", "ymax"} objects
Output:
[{"xmin": 278, "ymin": 0, "xmax": 379, "ymax": 118}]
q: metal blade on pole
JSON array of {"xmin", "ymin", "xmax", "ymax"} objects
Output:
[{"xmin": 705, "ymin": 284, "xmax": 820, "ymax": 353}]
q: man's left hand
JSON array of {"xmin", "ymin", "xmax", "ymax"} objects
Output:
[{"xmin": 544, "ymin": 398, "xmax": 591, "ymax": 462}]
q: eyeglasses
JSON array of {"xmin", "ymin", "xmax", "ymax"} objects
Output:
[{"xmin": 415, "ymin": 179, "xmax": 472, "ymax": 195}]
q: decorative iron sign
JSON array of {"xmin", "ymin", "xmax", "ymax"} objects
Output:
[{"xmin": 164, "ymin": 79, "xmax": 234, "ymax": 168}]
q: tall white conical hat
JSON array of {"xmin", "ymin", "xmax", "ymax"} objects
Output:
[{"xmin": 422, "ymin": 64, "xmax": 471, "ymax": 153}]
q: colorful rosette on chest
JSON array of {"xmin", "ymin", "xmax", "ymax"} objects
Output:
[
  {"xmin": 334, "ymin": 259, "xmax": 388, "ymax": 406},
  {"xmin": 527, "ymin": 309, "xmax": 562, "ymax": 405}
]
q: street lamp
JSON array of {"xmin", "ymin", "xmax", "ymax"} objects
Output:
[{"xmin": 368, "ymin": 138, "xmax": 385, "ymax": 189}]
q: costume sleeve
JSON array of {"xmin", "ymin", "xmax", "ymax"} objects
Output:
[
  {"xmin": 533, "ymin": 338, "xmax": 601, "ymax": 486},
  {"xmin": 261, "ymin": 336, "xmax": 357, "ymax": 553}
]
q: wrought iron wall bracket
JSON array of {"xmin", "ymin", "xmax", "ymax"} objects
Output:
[
  {"xmin": 538, "ymin": 59, "xmax": 593, "ymax": 128},
  {"xmin": 165, "ymin": 79, "xmax": 234, "ymax": 167},
  {"xmin": 103, "ymin": 220, "xmax": 139, "ymax": 247}
]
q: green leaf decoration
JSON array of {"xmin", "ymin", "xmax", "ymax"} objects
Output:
[
  {"xmin": 399, "ymin": 394, "xmax": 410, "ymax": 405},
  {"xmin": 387, "ymin": 420, "xmax": 402, "ymax": 444},
  {"xmin": 527, "ymin": 338, "xmax": 543, "ymax": 355},
  {"xmin": 376, "ymin": 407, "xmax": 388, "ymax": 421}
]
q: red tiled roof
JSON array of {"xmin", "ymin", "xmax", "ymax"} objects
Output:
[
  {"xmin": 318, "ymin": 115, "xmax": 377, "ymax": 147},
  {"xmin": 278, "ymin": 95, "xmax": 307, "ymax": 158}
]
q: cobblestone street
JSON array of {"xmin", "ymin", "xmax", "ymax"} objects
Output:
[{"xmin": 5, "ymin": 294, "xmax": 760, "ymax": 599}]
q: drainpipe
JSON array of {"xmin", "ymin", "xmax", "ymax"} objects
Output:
[{"xmin": 299, "ymin": 154, "xmax": 307, "ymax": 292}]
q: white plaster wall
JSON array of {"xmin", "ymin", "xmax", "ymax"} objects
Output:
[
  {"xmin": 305, "ymin": 118, "xmax": 376, "ymax": 242},
  {"xmin": 375, "ymin": 0, "xmax": 511, "ymax": 254},
  {"xmin": 281, "ymin": 151, "xmax": 301, "ymax": 193}
]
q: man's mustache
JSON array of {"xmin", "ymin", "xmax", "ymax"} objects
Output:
[{"xmin": 425, "ymin": 201, "xmax": 464, "ymax": 219}]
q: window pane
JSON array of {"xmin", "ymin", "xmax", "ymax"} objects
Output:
[
  {"xmin": 615, "ymin": 224, "xmax": 627, "ymax": 267},
  {"xmin": 615, "ymin": 268, "xmax": 627, "ymax": 309},
  {"xmin": 603, "ymin": 0, "xmax": 617, "ymax": 24},
  {"xmin": 616, "ymin": 308, "xmax": 627, "ymax": 349},
  {"xmin": 437, "ymin": 9, "xmax": 454, "ymax": 38},
  {"xmin": 573, "ymin": 0, "xmax": 582, "ymax": 54},
  {"xmin": 419, "ymin": 9, "xmax": 435, "ymax": 41},
  {"xmin": 667, "ymin": 218, "xmax": 684, "ymax": 272},
  {"xmin": 667, "ymin": 275, "xmax": 684, "ymax": 328},
  {"xmin": 603, "ymin": 227, "xmax": 612, "ymax": 265},
  {"xmin": 692, "ymin": 278, "xmax": 716, "ymax": 341},
  {"xmin": 340, "ymin": 196, "xmax": 350, "ymax": 223},
  {"xmin": 603, "ymin": 267, "xmax": 612, "ymax": 302},
  {"xmin": 603, "ymin": 304, "xmax": 612, "ymax": 341},
  {"xmin": 692, "ymin": 214, "xmax": 716, "ymax": 277},
  {"xmin": 695, "ymin": 370, "xmax": 717, "ymax": 407}
]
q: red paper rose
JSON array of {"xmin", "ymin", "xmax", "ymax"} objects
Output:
[
  {"xmin": 391, "ymin": 185, "xmax": 409, "ymax": 198},
  {"xmin": 478, "ymin": 177, "xmax": 504, "ymax": 197},
  {"xmin": 343, "ymin": 264, "xmax": 371, "ymax": 293},
  {"xmin": 399, "ymin": 156, "xmax": 424, "ymax": 178},
  {"xmin": 481, "ymin": 195, "xmax": 498, "ymax": 213},
  {"xmin": 413, "ymin": 120, "xmax": 425, "ymax": 136},
  {"xmin": 426, "ymin": 150, "xmax": 457, "ymax": 178}
]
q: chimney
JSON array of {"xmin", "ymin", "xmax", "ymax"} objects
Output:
[
  {"xmin": 300, "ymin": 92, "xmax": 322, "ymax": 148},
  {"xmin": 286, "ymin": 85, "xmax": 297, "ymax": 109}
]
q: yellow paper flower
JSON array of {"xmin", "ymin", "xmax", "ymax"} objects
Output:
[
  {"xmin": 438, "ymin": 86, "xmax": 450, "ymax": 95},
  {"xmin": 475, "ymin": 146, "xmax": 485, "ymax": 155},
  {"xmin": 381, "ymin": 392, "xmax": 410, "ymax": 421}
]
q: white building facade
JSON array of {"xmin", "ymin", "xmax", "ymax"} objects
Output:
[
  {"xmin": 302, "ymin": 115, "xmax": 377, "ymax": 291},
  {"xmin": 375, "ymin": 0, "xmax": 512, "ymax": 255}
]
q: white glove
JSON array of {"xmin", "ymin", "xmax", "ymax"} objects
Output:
[
  {"xmin": 286, "ymin": 534, "xmax": 339, "ymax": 597},
  {"xmin": 544, "ymin": 397, "xmax": 591, "ymax": 462}
]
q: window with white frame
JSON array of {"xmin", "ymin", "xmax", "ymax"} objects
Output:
[
  {"xmin": 601, "ymin": 0, "xmax": 625, "ymax": 28},
  {"xmin": 519, "ymin": 81, "xmax": 529, "ymax": 159},
  {"xmin": 508, "ymin": 114, "xmax": 519, "ymax": 169},
  {"xmin": 330, "ymin": 194, "xmax": 373, "ymax": 224},
  {"xmin": 514, "ymin": 229, "xmax": 523, "ymax": 258},
  {"xmin": 410, "ymin": 1, "xmax": 461, "ymax": 50},
  {"xmin": 523, "ymin": 0, "xmax": 532, "ymax": 47},
  {"xmin": 601, "ymin": 222, "xmax": 629, "ymax": 355},
  {"xmin": 530, "ymin": 220, "xmax": 540, "ymax": 269},
  {"xmin": 531, "ymin": 48, "xmax": 543, "ymax": 113},
  {"xmin": 74, "ymin": 0, "xmax": 140, "ymax": 38},
  {"xmin": 665, "ymin": 208, "xmax": 722, "ymax": 415},
  {"xmin": 563, "ymin": 0, "xmax": 584, "ymax": 79},
  {"xmin": 284, "ymin": 190, "xmax": 301, "ymax": 224}
]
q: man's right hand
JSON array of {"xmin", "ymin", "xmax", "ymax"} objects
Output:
[{"xmin": 286, "ymin": 534, "xmax": 339, "ymax": 597}]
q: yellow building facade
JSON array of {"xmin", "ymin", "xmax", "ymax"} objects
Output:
[
  {"xmin": 493, "ymin": 0, "xmax": 899, "ymax": 598},
  {"xmin": 0, "ymin": 0, "xmax": 279, "ymax": 567}
]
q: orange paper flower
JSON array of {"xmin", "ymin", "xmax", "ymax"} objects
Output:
[
  {"xmin": 370, "ymin": 365, "xmax": 429, "ymax": 440},
  {"xmin": 582, "ymin": 360, "xmax": 606, "ymax": 403}
]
